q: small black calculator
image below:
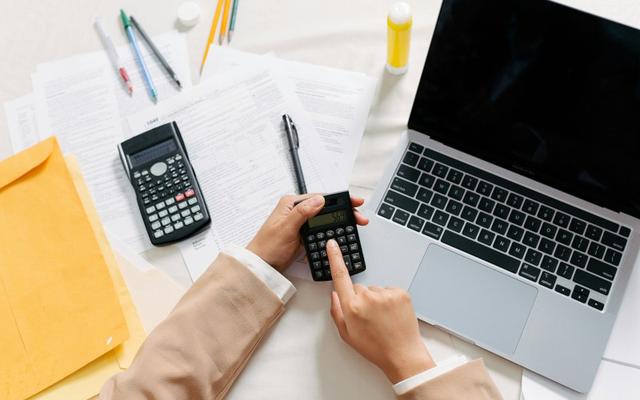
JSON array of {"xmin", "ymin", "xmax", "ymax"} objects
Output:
[
  {"xmin": 300, "ymin": 191, "xmax": 366, "ymax": 281},
  {"xmin": 118, "ymin": 122, "xmax": 211, "ymax": 245}
]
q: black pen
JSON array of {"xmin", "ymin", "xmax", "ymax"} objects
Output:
[
  {"xmin": 282, "ymin": 114, "xmax": 307, "ymax": 194},
  {"xmin": 130, "ymin": 16, "xmax": 182, "ymax": 89}
]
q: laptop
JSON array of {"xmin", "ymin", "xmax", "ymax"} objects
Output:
[{"xmin": 359, "ymin": 0, "xmax": 640, "ymax": 393}]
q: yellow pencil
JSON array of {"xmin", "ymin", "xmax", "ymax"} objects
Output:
[
  {"xmin": 200, "ymin": 0, "xmax": 225, "ymax": 72},
  {"xmin": 219, "ymin": 0, "xmax": 232, "ymax": 45}
]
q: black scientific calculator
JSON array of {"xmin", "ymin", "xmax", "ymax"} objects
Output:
[
  {"xmin": 118, "ymin": 122, "xmax": 211, "ymax": 245},
  {"xmin": 300, "ymin": 191, "xmax": 366, "ymax": 281}
]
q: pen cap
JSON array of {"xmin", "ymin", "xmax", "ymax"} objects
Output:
[
  {"xmin": 386, "ymin": 2, "xmax": 412, "ymax": 75},
  {"xmin": 120, "ymin": 9, "xmax": 131, "ymax": 29}
]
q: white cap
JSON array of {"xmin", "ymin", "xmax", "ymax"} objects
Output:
[
  {"xmin": 389, "ymin": 2, "xmax": 411, "ymax": 24},
  {"xmin": 178, "ymin": 1, "xmax": 201, "ymax": 28}
]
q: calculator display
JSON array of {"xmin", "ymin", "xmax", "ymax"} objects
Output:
[
  {"xmin": 129, "ymin": 139, "xmax": 177, "ymax": 168},
  {"xmin": 308, "ymin": 210, "xmax": 349, "ymax": 228}
]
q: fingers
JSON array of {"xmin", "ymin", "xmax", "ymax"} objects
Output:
[
  {"xmin": 330, "ymin": 291, "xmax": 349, "ymax": 340},
  {"xmin": 354, "ymin": 210, "xmax": 369, "ymax": 226},
  {"xmin": 350, "ymin": 196, "xmax": 365, "ymax": 207},
  {"xmin": 327, "ymin": 239, "xmax": 355, "ymax": 301},
  {"xmin": 286, "ymin": 195, "xmax": 325, "ymax": 227}
]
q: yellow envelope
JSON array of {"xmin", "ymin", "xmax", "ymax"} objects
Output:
[
  {"xmin": 0, "ymin": 138, "xmax": 128, "ymax": 400},
  {"xmin": 27, "ymin": 154, "xmax": 147, "ymax": 400}
]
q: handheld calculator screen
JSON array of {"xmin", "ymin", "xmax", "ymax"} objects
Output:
[
  {"xmin": 129, "ymin": 139, "xmax": 177, "ymax": 168},
  {"xmin": 308, "ymin": 210, "xmax": 349, "ymax": 228}
]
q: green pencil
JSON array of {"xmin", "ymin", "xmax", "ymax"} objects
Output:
[{"xmin": 228, "ymin": 0, "xmax": 239, "ymax": 43}]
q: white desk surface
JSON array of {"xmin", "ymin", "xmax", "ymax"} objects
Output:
[{"xmin": 2, "ymin": 1, "xmax": 638, "ymax": 399}]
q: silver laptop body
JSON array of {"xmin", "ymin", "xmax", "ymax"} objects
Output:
[{"xmin": 356, "ymin": 0, "xmax": 640, "ymax": 393}]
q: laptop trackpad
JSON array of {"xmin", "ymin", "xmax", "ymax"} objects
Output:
[{"xmin": 409, "ymin": 245, "xmax": 537, "ymax": 355}]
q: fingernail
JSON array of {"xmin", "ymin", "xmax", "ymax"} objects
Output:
[
  {"xmin": 307, "ymin": 195, "xmax": 324, "ymax": 207},
  {"xmin": 327, "ymin": 239, "xmax": 337, "ymax": 249}
]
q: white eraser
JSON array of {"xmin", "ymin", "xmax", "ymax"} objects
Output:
[{"xmin": 178, "ymin": 1, "xmax": 201, "ymax": 28}]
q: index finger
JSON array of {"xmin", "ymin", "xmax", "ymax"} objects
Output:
[{"xmin": 326, "ymin": 239, "xmax": 355, "ymax": 301}]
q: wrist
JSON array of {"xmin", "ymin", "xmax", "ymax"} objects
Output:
[{"xmin": 383, "ymin": 349, "xmax": 436, "ymax": 384}]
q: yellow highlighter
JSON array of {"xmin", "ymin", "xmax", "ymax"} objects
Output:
[{"xmin": 386, "ymin": 2, "xmax": 412, "ymax": 75}]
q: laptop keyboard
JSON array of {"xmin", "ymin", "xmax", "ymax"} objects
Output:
[{"xmin": 378, "ymin": 142, "xmax": 632, "ymax": 311}]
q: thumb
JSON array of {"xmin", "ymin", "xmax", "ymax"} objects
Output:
[{"xmin": 287, "ymin": 195, "xmax": 325, "ymax": 227}]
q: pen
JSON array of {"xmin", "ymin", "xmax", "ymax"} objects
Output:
[
  {"xmin": 120, "ymin": 9, "xmax": 158, "ymax": 101},
  {"xmin": 130, "ymin": 16, "xmax": 182, "ymax": 89},
  {"xmin": 283, "ymin": 114, "xmax": 307, "ymax": 194},
  {"xmin": 228, "ymin": 0, "xmax": 239, "ymax": 43},
  {"xmin": 94, "ymin": 17, "xmax": 133, "ymax": 95}
]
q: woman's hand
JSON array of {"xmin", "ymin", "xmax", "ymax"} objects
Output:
[
  {"xmin": 327, "ymin": 239, "xmax": 436, "ymax": 383},
  {"xmin": 247, "ymin": 194, "xmax": 369, "ymax": 273}
]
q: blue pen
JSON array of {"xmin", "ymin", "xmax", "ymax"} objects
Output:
[{"xmin": 120, "ymin": 9, "xmax": 157, "ymax": 101}]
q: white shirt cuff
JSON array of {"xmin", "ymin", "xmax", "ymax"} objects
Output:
[
  {"xmin": 223, "ymin": 245, "xmax": 296, "ymax": 304},
  {"xmin": 392, "ymin": 355, "xmax": 469, "ymax": 395}
]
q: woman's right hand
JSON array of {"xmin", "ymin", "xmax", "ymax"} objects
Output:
[{"xmin": 326, "ymin": 239, "xmax": 436, "ymax": 383}]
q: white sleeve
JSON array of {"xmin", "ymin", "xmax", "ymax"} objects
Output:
[
  {"xmin": 223, "ymin": 244, "xmax": 297, "ymax": 304},
  {"xmin": 392, "ymin": 355, "xmax": 469, "ymax": 395}
]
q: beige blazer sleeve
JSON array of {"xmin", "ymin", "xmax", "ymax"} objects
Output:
[
  {"xmin": 397, "ymin": 359, "xmax": 503, "ymax": 400},
  {"xmin": 100, "ymin": 253, "xmax": 285, "ymax": 400}
]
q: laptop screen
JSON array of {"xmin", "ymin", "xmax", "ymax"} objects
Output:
[{"xmin": 409, "ymin": 0, "xmax": 640, "ymax": 219}]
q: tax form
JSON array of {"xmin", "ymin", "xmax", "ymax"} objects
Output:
[
  {"xmin": 28, "ymin": 32, "xmax": 190, "ymax": 254},
  {"xmin": 128, "ymin": 67, "xmax": 346, "ymax": 280},
  {"xmin": 202, "ymin": 46, "xmax": 376, "ymax": 177},
  {"xmin": 4, "ymin": 94, "xmax": 38, "ymax": 153}
]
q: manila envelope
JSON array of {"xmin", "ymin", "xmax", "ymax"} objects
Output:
[{"xmin": 0, "ymin": 137, "xmax": 129, "ymax": 400}]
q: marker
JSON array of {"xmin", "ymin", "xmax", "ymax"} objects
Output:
[
  {"xmin": 94, "ymin": 17, "xmax": 133, "ymax": 94},
  {"xmin": 120, "ymin": 9, "xmax": 158, "ymax": 101}
]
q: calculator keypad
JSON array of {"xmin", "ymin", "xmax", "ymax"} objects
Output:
[
  {"xmin": 132, "ymin": 153, "xmax": 205, "ymax": 240},
  {"xmin": 305, "ymin": 225, "xmax": 366, "ymax": 281}
]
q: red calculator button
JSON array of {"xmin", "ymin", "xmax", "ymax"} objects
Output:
[
  {"xmin": 175, "ymin": 193, "xmax": 185, "ymax": 202},
  {"xmin": 185, "ymin": 189, "xmax": 195, "ymax": 198}
]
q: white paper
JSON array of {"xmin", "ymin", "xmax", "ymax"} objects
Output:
[
  {"xmin": 202, "ymin": 46, "xmax": 376, "ymax": 176},
  {"xmin": 4, "ymin": 94, "xmax": 38, "ymax": 153},
  {"xmin": 128, "ymin": 67, "xmax": 345, "ymax": 280},
  {"xmin": 521, "ymin": 361, "xmax": 640, "ymax": 399},
  {"xmin": 31, "ymin": 32, "xmax": 191, "ymax": 254}
]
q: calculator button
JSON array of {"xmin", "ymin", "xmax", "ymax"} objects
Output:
[
  {"xmin": 143, "ymin": 198, "xmax": 151, "ymax": 205},
  {"xmin": 340, "ymin": 245, "xmax": 349, "ymax": 253},
  {"xmin": 308, "ymin": 243, "xmax": 318, "ymax": 251},
  {"xmin": 347, "ymin": 234, "xmax": 357, "ymax": 243},
  {"xmin": 176, "ymin": 193, "xmax": 185, "ymax": 202},
  {"xmin": 181, "ymin": 209, "xmax": 191, "ymax": 217},
  {"xmin": 313, "ymin": 270, "xmax": 324, "ymax": 280},
  {"xmin": 345, "ymin": 226, "xmax": 354, "ymax": 234},
  {"xmin": 185, "ymin": 189, "xmax": 195, "ymax": 197},
  {"xmin": 326, "ymin": 230, "xmax": 335, "ymax": 238},
  {"xmin": 335, "ymin": 228, "xmax": 345, "ymax": 236},
  {"xmin": 188, "ymin": 198, "xmax": 198, "ymax": 205},
  {"xmin": 343, "ymin": 255, "xmax": 353, "ymax": 271},
  {"xmin": 337, "ymin": 236, "xmax": 347, "ymax": 245},
  {"xmin": 306, "ymin": 235, "xmax": 315, "ymax": 243},
  {"xmin": 351, "ymin": 253, "xmax": 361, "ymax": 262},
  {"xmin": 155, "ymin": 201, "xmax": 166, "ymax": 209},
  {"xmin": 150, "ymin": 162, "xmax": 168, "ymax": 177},
  {"xmin": 349, "ymin": 243, "xmax": 359, "ymax": 252},
  {"xmin": 145, "ymin": 206, "xmax": 156, "ymax": 214},
  {"xmin": 191, "ymin": 205, "xmax": 201, "ymax": 213},
  {"xmin": 316, "ymin": 232, "xmax": 325, "ymax": 240},
  {"xmin": 318, "ymin": 240, "xmax": 327, "ymax": 249},
  {"xmin": 320, "ymin": 250, "xmax": 328, "ymax": 258},
  {"xmin": 151, "ymin": 195, "xmax": 159, "ymax": 201},
  {"xmin": 167, "ymin": 159, "xmax": 175, "ymax": 165},
  {"xmin": 171, "ymin": 214, "xmax": 181, "ymax": 222},
  {"xmin": 149, "ymin": 214, "xmax": 159, "ymax": 222},
  {"xmin": 311, "ymin": 252, "xmax": 320, "ymax": 261},
  {"xmin": 178, "ymin": 201, "xmax": 188, "ymax": 209},
  {"xmin": 353, "ymin": 262, "xmax": 364, "ymax": 272},
  {"xmin": 165, "ymin": 198, "xmax": 175, "ymax": 206},
  {"xmin": 168, "ymin": 205, "xmax": 178, "ymax": 214},
  {"xmin": 151, "ymin": 221, "xmax": 161, "ymax": 230},
  {"xmin": 153, "ymin": 230, "xmax": 163, "ymax": 238},
  {"xmin": 158, "ymin": 210, "xmax": 169, "ymax": 218},
  {"xmin": 141, "ymin": 170, "xmax": 149, "ymax": 176},
  {"xmin": 174, "ymin": 221, "xmax": 184, "ymax": 230},
  {"xmin": 134, "ymin": 171, "xmax": 141, "ymax": 178},
  {"xmin": 175, "ymin": 154, "xmax": 183, "ymax": 160},
  {"xmin": 184, "ymin": 216, "xmax": 194, "ymax": 225},
  {"xmin": 194, "ymin": 213, "xmax": 204, "ymax": 221},
  {"xmin": 139, "ymin": 186, "xmax": 147, "ymax": 192},
  {"xmin": 323, "ymin": 259, "xmax": 330, "ymax": 268},
  {"xmin": 145, "ymin": 175, "xmax": 152, "ymax": 182},
  {"xmin": 164, "ymin": 226, "xmax": 174, "ymax": 234},
  {"xmin": 161, "ymin": 217, "xmax": 171, "ymax": 226},
  {"xmin": 312, "ymin": 261, "xmax": 322, "ymax": 270}
]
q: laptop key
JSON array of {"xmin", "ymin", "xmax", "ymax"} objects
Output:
[
  {"xmin": 431, "ymin": 193, "xmax": 447, "ymax": 209},
  {"xmin": 523, "ymin": 199, "xmax": 539, "ymax": 215},
  {"xmin": 540, "ymin": 223, "xmax": 557, "ymax": 239},
  {"xmin": 619, "ymin": 226, "xmax": 631, "ymax": 238},
  {"xmin": 570, "ymin": 251, "xmax": 588, "ymax": 268},
  {"xmin": 553, "ymin": 212, "xmax": 570, "ymax": 228},
  {"xmin": 493, "ymin": 204, "xmax": 510, "ymax": 219},
  {"xmin": 541, "ymin": 256, "xmax": 559, "ymax": 273},
  {"xmin": 478, "ymin": 229, "xmax": 495, "ymax": 246},
  {"xmin": 571, "ymin": 236, "xmax": 589, "ymax": 252},
  {"xmin": 441, "ymin": 231, "xmax": 520, "ymax": 273},
  {"xmin": 384, "ymin": 190, "xmax": 419, "ymax": 213},
  {"xmin": 476, "ymin": 212, "xmax": 493, "ymax": 228},
  {"xmin": 586, "ymin": 258, "xmax": 617, "ymax": 281},
  {"xmin": 519, "ymin": 263, "xmax": 541, "ymax": 282},
  {"xmin": 525, "ymin": 249, "xmax": 542, "ymax": 266},
  {"xmin": 479, "ymin": 197, "xmax": 496, "ymax": 213},
  {"xmin": 556, "ymin": 229, "xmax": 573, "ymax": 245},
  {"xmin": 554, "ymin": 244, "xmax": 572, "ymax": 261},
  {"xmin": 432, "ymin": 210, "xmax": 449, "ymax": 226},
  {"xmin": 462, "ymin": 223, "xmax": 480, "ymax": 240},
  {"xmin": 574, "ymin": 269, "xmax": 611, "ymax": 296},
  {"xmin": 491, "ymin": 187, "xmax": 508, "ymax": 203},
  {"xmin": 537, "ymin": 206, "xmax": 555, "ymax": 222},
  {"xmin": 447, "ymin": 216, "xmax": 465, "ymax": 233},
  {"xmin": 604, "ymin": 248, "xmax": 622, "ymax": 266},
  {"xmin": 461, "ymin": 206, "xmax": 478, "ymax": 222},
  {"xmin": 586, "ymin": 225, "xmax": 603, "ymax": 241},
  {"xmin": 417, "ymin": 204, "xmax": 435, "ymax": 220},
  {"xmin": 416, "ymin": 188, "xmax": 434, "ymax": 204},
  {"xmin": 476, "ymin": 181, "xmax": 494, "ymax": 196},
  {"xmin": 509, "ymin": 242, "xmax": 526, "ymax": 259},
  {"xmin": 448, "ymin": 185, "xmax": 465, "ymax": 200},
  {"xmin": 588, "ymin": 299, "xmax": 604, "ymax": 311},
  {"xmin": 524, "ymin": 216, "xmax": 542, "ymax": 232},
  {"xmin": 432, "ymin": 163, "xmax": 449, "ymax": 178},
  {"xmin": 397, "ymin": 165, "xmax": 421, "ymax": 182},
  {"xmin": 422, "ymin": 222, "xmax": 443, "ymax": 240},
  {"xmin": 461, "ymin": 175, "xmax": 478, "ymax": 190},
  {"xmin": 462, "ymin": 191, "xmax": 480, "ymax": 207},
  {"xmin": 417, "ymin": 157, "xmax": 434, "ymax": 172},
  {"xmin": 601, "ymin": 231, "xmax": 627, "ymax": 252},
  {"xmin": 569, "ymin": 218, "xmax": 587, "ymax": 235},
  {"xmin": 588, "ymin": 242, "xmax": 605, "ymax": 259},
  {"xmin": 392, "ymin": 209, "xmax": 410, "ymax": 226},
  {"xmin": 445, "ymin": 199, "xmax": 463, "ymax": 216},
  {"xmin": 493, "ymin": 236, "xmax": 511, "ymax": 252},
  {"xmin": 507, "ymin": 225, "xmax": 524, "ymax": 241},
  {"xmin": 508, "ymin": 209, "xmax": 526, "ymax": 226},
  {"xmin": 434, "ymin": 179, "xmax": 450, "ymax": 194},
  {"xmin": 555, "ymin": 285, "xmax": 571, "ymax": 296},
  {"xmin": 558, "ymin": 263, "xmax": 575, "ymax": 280},
  {"xmin": 571, "ymin": 285, "xmax": 589, "ymax": 303},
  {"xmin": 538, "ymin": 238, "xmax": 556, "ymax": 255},
  {"xmin": 407, "ymin": 216, "xmax": 425, "ymax": 232},
  {"xmin": 419, "ymin": 173, "xmax": 436, "ymax": 188},
  {"xmin": 391, "ymin": 177, "xmax": 419, "ymax": 197},
  {"xmin": 491, "ymin": 219, "xmax": 508, "ymax": 235},
  {"xmin": 539, "ymin": 271, "xmax": 557, "ymax": 289},
  {"xmin": 523, "ymin": 231, "xmax": 540, "ymax": 248},
  {"xmin": 507, "ymin": 193, "xmax": 524, "ymax": 209},
  {"xmin": 409, "ymin": 142, "xmax": 424, "ymax": 153},
  {"xmin": 377, "ymin": 203, "xmax": 395, "ymax": 219},
  {"xmin": 403, "ymin": 151, "xmax": 420, "ymax": 166},
  {"xmin": 446, "ymin": 169, "xmax": 463, "ymax": 184}
]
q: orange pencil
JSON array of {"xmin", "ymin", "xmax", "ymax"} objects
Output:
[
  {"xmin": 219, "ymin": 0, "xmax": 232, "ymax": 45},
  {"xmin": 200, "ymin": 0, "xmax": 225, "ymax": 72}
]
